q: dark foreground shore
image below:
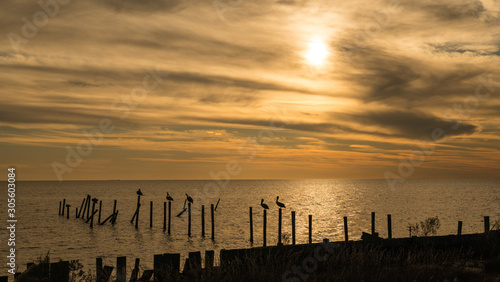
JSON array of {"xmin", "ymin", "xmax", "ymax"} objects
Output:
[{"xmin": 14, "ymin": 230, "xmax": 500, "ymax": 282}]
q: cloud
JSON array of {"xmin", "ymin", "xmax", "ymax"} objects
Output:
[{"xmin": 346, "ymin": 110, "xmax": 479, "ymax": 140}]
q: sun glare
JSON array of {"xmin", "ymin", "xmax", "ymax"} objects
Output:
[{"xmin": 305, "ymin": 40, "xmax": 329, "ymax": 67}]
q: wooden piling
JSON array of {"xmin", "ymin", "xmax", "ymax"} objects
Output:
[
  {"xmin": 81, "ymin": 197, "xmax": 88, "ymax": 220},
  {"xmin": 116, "ymin": 256, "xmax": 126, "ymax": 282},
  {"xmin": 344, "ymin": 216, "xmax": 348, "ymax": 241},
  {"xmin": 131, "ymin": 258, "xmax": 140, "ymax": 282},
  {"xmin": 484, "ymin": 216, "xmax": 490, "ymax": 233},
  {"xmin": 96, "ymin": 257, "xmax": 103, "ymax": 281},
  {"xmin": 86, "ymin": 195, "xmax": 90, "ymax": 220},
  {"xmin": 163, "ymin": 202, "xmax": 166, "ymax": 231},
  {"xmin": 59, "ymin": 201, "xmax": 61, "ymax": 215},
  {"xmin": 188, "ymin": 202, "xmax": 191, "ymax": 237},
  {"xmin": 62, "ymin": 199, "xmax": 66, "ymax": 216},
  {"xmin": 100, "ymin": 212, "xmax": 117, "ymax": 225},
  {"xmin": 150, "ymin": 201, "xmax": 153, "ymax": 228},
  {"xmin": 78, "ymin": 198, "xmax": 85, "ymax": 218},
  {"xmin": 292, "ymin": 211, "xmax": 296, "ymax": 245},
  {"xmin": 113, "ymin": 200, "xmax": 117, "ymax": 214},
  {"xmin": 66, "ymin": 205, "xmax": 70, "ymax": 219},
  {"xmin": 168, "ymin": 201, "xmax": 172, "ymax": 235},
  {"xmin": 90, "ymin": 201, "xmax": 96, "ymax": 228},
  {"xmin": 111, "ymin": 210, "xmax": 118, "ymax": 224},
  {"xmin": 278, "ymin": 208, "xmax": 283, "ymax": 245},
  {"xmin": 211, "ymin": 204, "xmax": 215, "ymax": 241},
  {"xmin": 75, "ymin": 208, "xmax": 78, "ymax": 218},
  {"xmin": 371, "ymin": 212, "xmax": 375, "ymax": 235},
  {"xmin": 205, "ymin": 250, "xmax": 214, "ymax": 270},
  {"xmin": 188, "ymin": 251, "xmax": 202, "ymax": 273},
  {"xmin": 263, "ymin": 209, "xmax": 267, "ymax": 247},
  {"xmin": 387, "ymin": 214, "xmax": 392, "ymax": 239},
  {"xmin": 98, "ymin": 201, "xmax": 102, "ymax": 224},
  {"xmin": 202, "ymin": 205, "xmax": 205, "ymax": 237},
  {"xmin": 135, "ymin": 195, "xmax": 140, "ymax": 229},
  {"xmin": 308, "ymin": 215, "xmax": 312, "ymax": 244},
  {"xmin": 458, "ymin": 221, "xmax": 463, "ymax": 235},
  {"xmin": 249, "ymin": 207, "xmax": 253, "ymax": 243}
]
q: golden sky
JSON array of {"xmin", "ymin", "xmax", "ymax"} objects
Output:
[{"xmin": 1, "ymin": 0, "xmax": 500, "ymax": 181}]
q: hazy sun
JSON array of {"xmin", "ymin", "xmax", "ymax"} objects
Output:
[{"xmin": 305, "ymin": 40, "xmax": 329, "ymax": 66}]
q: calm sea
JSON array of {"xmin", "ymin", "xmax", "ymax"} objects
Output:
[{"xmin": 1, "ymin": 179, "xmax": 499, "ymax": 274}]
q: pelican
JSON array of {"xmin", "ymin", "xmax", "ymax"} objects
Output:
[
  {"xmin": 166, "ymin": 192, "xmax": 174, "ymax": 201},
  {"xmin": 186, "ymin": 193, "xmax": 193, "ymax": 204},
  {"xmin": 260, "ymin": 199, "xmax": 269, "ymax": 209},
  {"xmin": 136, "ymin": 189, "xmax": 143, "ymax": 196},
  {"xmin": 276, "ymin": 196, "xmax": 286, "ymax": 208},
  {"xmin": 92, "ymin": 198, "xmax": 98, "ymax": 203}
]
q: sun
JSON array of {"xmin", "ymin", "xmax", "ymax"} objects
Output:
[{"xmin": 305, "ymin": 40, "xmax": 329, "ymax": 67}]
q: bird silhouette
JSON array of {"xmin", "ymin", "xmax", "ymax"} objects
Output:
[
  {"xmin": 260, "ymin": 199, "xmax": 269, "ymax": 209},
  {"xmin": 276, "ymin": 196, "xmax": 286, "ymax": 208},
  {"xmin": 186, "ymin": 193, "xmax": 193, "ymax": 204},
  {"xmin": 136, "ymin": 189, "xmax": 143, "ymax": 196},
  {"xmin": 92, "ymin": 198, "xmax": 98, "ymax": 203},
  {"xmin": 166, "ymin": 192, "xmax": 174, "ymax": 201}
]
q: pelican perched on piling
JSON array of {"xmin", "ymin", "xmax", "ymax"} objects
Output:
[
  {"xmin": 166, "ymin": 192, "xmax": 174, "ymax": 201},
  {"xmin": 260, "ymin": 199, "xmax": 269, "ymax": 209},
  {"xmin": 92, "ymin": 198, "xmax": 98, "ymax": 203},
  {"xmin": 276, "ymin": 196, "xmax": 286, "ymax": 208},
  {"xmin": 186, "ymin": 193, "xmax": 193, "ymax": 204},
  {"xmin": 136, "ymin": 189, "xmax": 143, "ymax": 196}
]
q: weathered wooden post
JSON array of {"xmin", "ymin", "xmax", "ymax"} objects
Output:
[
  {"xmin": 81, "ymin": 197, "xmax": 88, "ymax": 220},
  {"xmin": 113, "ymin": 200, "xmax": 117, "ymax": 214},
  {"xmin": 387, "ymin": 214, "xmax": 392, "ymax": 239},
  {"xmin": 458, "ymin": 221, "xmax": 463, "ymax": 235},
  {"xmin": 211, "ymin": 204, "xmax": 215, "ymax": 241},
  {"xmin": 86, "ymin": 195, "xmax": 91, "ymax": 219},
  {"xmin": 344, "ymin": 216, "xmax": 348, "ymax": 241},
  {"xmin": 263, "ymin": 209, "xmax": 267, "ymax": 247},
  {"xmin": 168, "ymin": 201, "xmax": 172, "ymax": 235},
  {"xmin": 163, "ymin": 202, "xmax": 167, "ymax": 231},
  {"xmin": 188, "ymin": 202, "xmax": 191, "ymax": 237},
  {"xmin": 201, "ymin": 205, "xmax": 205, "ymax": 238},
  {"xmin": 135, "ymin": 195, "xmax": 140, "ymax": 229},
  {"xmin": 278, "ymin": 208, "xmax": 283, "ymax": 245},
  {"xmin": 371, "ymin": 212, "xmax": 375, "ymax": 235},
  {"xmin": 484, "ymin": 216, "xmax": 490, "ymax": 233},
  {"xmin": 292, "ymin": 211, "xmax": 296, "ymax": 245},
  {"xmin": 116, "ymin": 256, "xmax": 126, "ymax": 282},
  {"xmin": 150, "ymin": 201, "xmax": 153, "ymax": 228},
  {"xmin": 66, "ymin": 205, "xmax": 70, "ymax": 219},
  {"xmin": 308, "ymin": 215, "xmax": 312, "ymax": 244},
  {"xmin": 96, "ymin": 257, "xmax": 103, "ymax": 281},
  {"xmin": 90, "ymin": 201, "xmax": 96, "ymax": 228},
  {"xmin": 59, "ymin": 201, "xmax": 61, "ymax": 215},
  {"xmin": 75, "ymin": 208, "xmax": 78, "ymax": 218},
  {"xmin": 205, "ymin": 250, "xmax": 214, "ymax": 270},
  {"xmin": 249, "ymin": 207, "xmax": 253, "ymax": 243},
  {"xmin": 62, "ymin": 199, "xmax": 66, "ymax": 216},
  {"xmin": 131, "ymin": 258, "xmax": 140, "ymax": 282},
  {"xmin": 78, "ymin": 198, "xmax": 85, "ymax": 218},
  {"xmin": 98, "ymin": 201, "xmax": 102, "ymax": 224}
]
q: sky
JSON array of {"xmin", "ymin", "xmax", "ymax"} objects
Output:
[{"xmin": 1, "ymin": 0, "xmax": 500, "ymax": 181}]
